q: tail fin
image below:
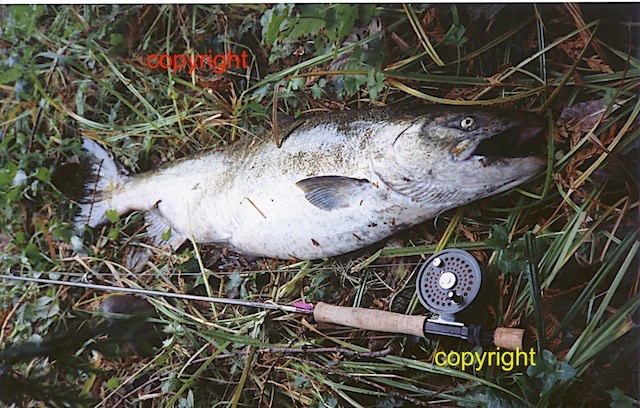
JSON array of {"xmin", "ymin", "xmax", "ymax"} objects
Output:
[{"xmin": 75, "ymin": 138, "xmax": 129, "ymax": 231}]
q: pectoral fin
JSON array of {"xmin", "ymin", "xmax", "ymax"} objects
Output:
[
  {"xmin": 295, "ymin": 176, "xmax": 371, "ymax": 211},
  {"xmin": 145, "ymin": 210, "xmax": 186, "ymax": 249}
]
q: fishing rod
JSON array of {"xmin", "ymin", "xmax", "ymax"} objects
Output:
[{"xmin": 1, "ymin": 250, "xmax": 526, "ymax": 350}]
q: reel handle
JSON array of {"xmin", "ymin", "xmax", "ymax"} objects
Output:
[{"xmin": 314, "ymin": 302, "xmax": 525, "ymax": 350}]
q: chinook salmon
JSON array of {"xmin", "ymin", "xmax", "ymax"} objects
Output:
[{"xmin": 75, "ymin": 106, "xmax": 545, "ymax": 259}]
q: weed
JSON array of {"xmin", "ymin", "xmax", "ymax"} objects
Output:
[{"xmin": 0, "ymin": 4, "xmax": 638, "ymax": 407}]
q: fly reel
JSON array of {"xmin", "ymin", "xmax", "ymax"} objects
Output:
[
  {"xmin": 416, "ymin": 249, "xmax": 483, "ymax": 322},
  {"xmin": 414, "ymin": 249, "xmax": 524, "ymax": 348}
]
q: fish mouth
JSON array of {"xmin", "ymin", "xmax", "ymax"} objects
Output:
[{"xmin": 471, "ymin": 125, "xmax": 544, "ymax": 161}]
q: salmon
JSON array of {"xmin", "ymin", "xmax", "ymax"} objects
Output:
[{"xmin": 76, "ymin": 106, "xmax": 545, "ymax": 259}]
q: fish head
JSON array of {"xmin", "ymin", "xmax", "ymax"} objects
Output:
[{"xmin": 371, "ymin": 106, "xmax": 547, "ymax": 205}]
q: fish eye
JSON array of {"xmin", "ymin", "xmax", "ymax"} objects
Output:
[{"xmin": 460, "ymin": 117, "xmax": 475, "ymax": 129}]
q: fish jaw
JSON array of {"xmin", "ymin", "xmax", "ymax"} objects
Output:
[{"xmin": 370, "ymin": 106, "xmax": 546, "ymax": 207}]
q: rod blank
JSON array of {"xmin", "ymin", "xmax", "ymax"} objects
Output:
[
  {"xmin": 0, "ymin": 274, "xmax": 313, "ymax": 314},
  {"xmin": 1, "ymin": 274, "xmax": 525, "ymax": 350}
]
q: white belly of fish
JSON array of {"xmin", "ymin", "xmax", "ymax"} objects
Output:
[
  {"xmin": 208, "ymin": 175, "xmax": 400, "ymax": 259},
  {"xmin": 118, "ymin": 143, "xmax": 420, "ymax": 259}
]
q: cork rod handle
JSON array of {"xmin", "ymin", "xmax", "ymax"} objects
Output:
[
  {"xmin": 314, "ymin": 302, "xmax": 526, "ymax": 350},
  {"xmin": 314, "ymin": 302, "xmax": 426, "ymax": 337},
  {"xmin": 493, "ymin": 327, "xmax": 526, "ymax": 350}
]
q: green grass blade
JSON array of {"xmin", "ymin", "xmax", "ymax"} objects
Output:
[
  {"xmin": 551, "ymin": 232, "xmax": 638, "ymax": 340},
  {"xmin": 402, "ymin": 4, "xmax": 445, "ymax": 66},
  {"xmin": 564, "ymin": 240, "xmax": 640, "ymax": 368},
  {"xmin": 525, "ymin": 233, "xmax": 546, "ymax": 351}
]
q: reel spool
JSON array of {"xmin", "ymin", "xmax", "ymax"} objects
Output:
[{"xmin": 416, "ymin": 249, "xmax": 483, "ymax": 322}]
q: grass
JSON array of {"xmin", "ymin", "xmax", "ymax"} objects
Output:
[{"xmin": 0, "ymin": 4, "xmax": 638, "ymax": 407}]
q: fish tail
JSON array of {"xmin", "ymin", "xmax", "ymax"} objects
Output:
[{"xmin": 75, "ymin": 138, "xmax": 130, "ymax": 231}]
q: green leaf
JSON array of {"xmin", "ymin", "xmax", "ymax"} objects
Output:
[
  {"xmin": 608, "ymin": 387, "xmax": 638, "ymax": 408},
  {"xmin": 0, "ymin": 170, "xmax": 13, "ymax": 186},
  {"xmin": 486, "ymin": 225, "xmax": 509, "ymax": 250},
  {"xmin": 527, "ymin": 350, "xmax": 576, "ymax": 395},
  {"xmin": 444, "ymin": 25, "xmax": 468, "ymax": 47},
  {"xmin": 288, "ymin": 77, "xmax": 304, "ymax": 91},
  {"xmin": 260, "ymin": 4, "xmax": 292, "ymax": 47},
  {"xmin": 298, "ymin": 4, "xmax": 328, "ymax": 17},
  {"xmin": 105, "ymin": 377, "xmax": 121, "ymax": 389},
  {"xmin": 310, "ymin": 83, "xmax": 323, "ymax": 99},
  {"xmin": 292, "ymin": 375, "xmax": 310, "ymax": 388},
  {"xmin": 71, "ymin": 235, "xmax": 88, "ymax": 255},
  {"xmin": 358, "ymin": 5, "xmax": 376, "ymax": 25},
  {"xmin": 105, "ymin": 209, "xmax": 120, "ymax": 223},
  {"xmin": 109, "ymin": 33, "xmax": 124, "ymax": 45},
  {"xmin": 0, "ymin": 68, "xmax": 22, "ymax": 85},
  {"xmin": 496, "ymin": 241, "xmax": 529, "ymax": 275},
  {"xmin": 367, "ymin": 68, "xmax": 385, "ymax": 101},
  {"xmin": 334, "ymin": 4, "xmax": 358, "ymax": 43},
  {"xmin": 108, "ymin": 227, "xmax": 119, "ymax": 240},
  {"xmin": 52, "ymin": 226, "xmax": 73, "ymax": 243},
  {"xmin": 161, "ymin": 227, "xmax": 172, "ymax": 241},
  {"xmin": 287, "ymin": 18, "xmax": 325, "ymax": 39},
  {"xmin": 225, "ymin": 272, "xmax": 243, "ymax": 292},
  {"xmin": 556, "ymin": 362, "xmax": 576, "ymax": 382},
  {"xmin": 35, "ymin": 167, "xmax": 50, "ymax": 182},
  {"xmin": 344, "ymin": 73, "xmax": 367, "ymax": 96},
  {"xmin": 6, "ymin": 5, "xmax": 44, "ymax": 38},
  {"xmin": 377, "ymin": 396, "xmax": 403, "ymax": 408}
]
